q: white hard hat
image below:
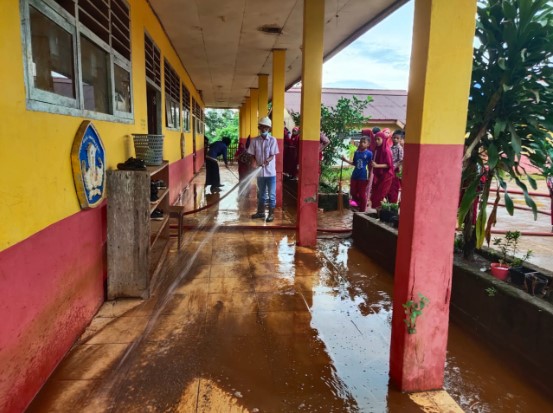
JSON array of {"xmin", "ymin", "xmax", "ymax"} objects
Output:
[{"xmin": 258, "ymin": 117, "xmax": 272, "ymax": 128}]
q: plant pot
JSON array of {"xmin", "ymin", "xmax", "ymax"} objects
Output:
[
  {"xmin": 490, "ymin": 263, "xmax": 510, "ymax": 280},
  {"xmin": 379, "ymin": 209, "xmax": 398, "ymax": 223},
  {"xmin": 524, "ymin": 273, "xmax": 548, "ymax": 296},
  {"xmin": 509, "ymin": 266, "xmax": 535, "ymax": 286}
]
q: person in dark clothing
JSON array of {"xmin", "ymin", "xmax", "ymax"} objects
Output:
[{"xmin": 205, "ymin": 137, "xmax": 231, "ymax": 192}]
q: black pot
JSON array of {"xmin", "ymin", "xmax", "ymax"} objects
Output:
[
  {"xmin": 509, "ymin": 266, "xmax": 535, "ymax": 286},
  {"xmin": 379, "ymin": 209, "xmax": 398, "ymax": 223}
]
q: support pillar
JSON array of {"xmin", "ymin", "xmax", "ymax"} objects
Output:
[
  {"xmin": 297, "ymin": 0, "xmax": 324, "ymax": 247},
  {"xmin": 243, "ymin": 97, "xmax": 251, "ymax": 143},
  {"xmin": 272, "ymin": 49, "xmax": 286, "ymax": 208},
  {"xmin": 389, "ymin": 0, "xmax": 477, "ymax": 391},
  {"xmin": 249, "ymin": 88, "xmax": 259, "ymax": 138},
  {"xmin": 258, "ymin": 74, "xmax": 269, "ymax": 118},
  {"xmin": 239, "ymin": 105, "xmax": 245, "ymax": 144}
]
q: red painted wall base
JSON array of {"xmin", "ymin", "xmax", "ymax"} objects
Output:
[
  {"xmin": 297, "ymin": 139, "xmax": 320, "ymax": 246},
  {"xmin": 390, "ymin": 143, "xmax": 463, "ymax": 391},
  {"xmin": 0, "ymin": 206, "xmax": 106, "ymax": 413}
]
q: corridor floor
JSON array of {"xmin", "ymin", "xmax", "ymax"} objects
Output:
[{"xmin": 27, "ymin": 165, "xmax": 553, "ymax": 412}]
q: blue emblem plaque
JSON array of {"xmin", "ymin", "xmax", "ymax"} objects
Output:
[{"xmin": 71, "ymin": 121, "xmax": 106, "ymax": 209}]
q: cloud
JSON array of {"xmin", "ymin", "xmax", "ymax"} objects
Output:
[{"xmin": 323, "ymin": 2, "xmax": 414, "ymax": 90}]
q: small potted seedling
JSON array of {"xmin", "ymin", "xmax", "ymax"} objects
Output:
[
  {"xmin": 379, "ymin": 201, "xmax": 399, "ymax": 223},
  {"xmin": 508, "ymin": 250, "xmax": 534, "ymax": 286},
  {"xmin": 490, "ymin": 231, "xmax": 522, "ymax": 280}
]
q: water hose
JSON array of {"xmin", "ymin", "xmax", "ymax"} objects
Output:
[{"xmin": 171, "ymin": 165, "xmax": 353, "ymax": 234}]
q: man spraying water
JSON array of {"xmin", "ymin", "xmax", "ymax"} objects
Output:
[{"xmin": 247, "ymin": 117, "xmax": 279, "ymax": 222}]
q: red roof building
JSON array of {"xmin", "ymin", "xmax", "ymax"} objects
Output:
[{"xmin": 285, "ymin": 87, "xmax": 407, "ymax": 130}]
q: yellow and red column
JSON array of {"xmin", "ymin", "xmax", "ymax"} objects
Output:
[
  {"xmin": 272, "ymin": 49, "xmax": 286, "ymax": 208},
  {"xmin": 258, "ymin": 74, "xmax": 269, "ymax": 118},
  {"xmin": 389, "ymin": 0, "xmax": 477, "ymax": 391},
  {"xmin": 243, "ymin": 97, "xmax": 251, "ymax": 144},
  {"xmin": 239, "ymin": 104, "xmax": 244, "ymax": 144},
  {"xmin": 249, "ymin": 88, "xmax": 259, "ymax": 137},
  {"xmin": 297, "ymin": 0, "xmax": 324, "ymax": 246}
]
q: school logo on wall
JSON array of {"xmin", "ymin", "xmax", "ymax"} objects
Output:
[{"xmin": 71, "ymin": 120, "xmax": 106, "ymax": 209}]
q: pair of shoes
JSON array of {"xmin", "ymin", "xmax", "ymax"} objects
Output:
[
  {"xmin": 117, "ymin": 157, "xmax": 146, "ymax": 171},
  {"xmin": 266, "ymin": 210, "xmax": 274, "ymax": 222},
  {"xmin": 251, "ymin": 212, "xmax": 265, "ymax": 219},
  {"xmin": 151, "ymin": 179, "xmax": 166, "ymax": 189},
  {"xmin": 150, "ymin": 208, "xmax": 164, "ymax": 220}
]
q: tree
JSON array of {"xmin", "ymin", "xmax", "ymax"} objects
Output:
[
  {"xmin": 291, "ymin": 95, "xmax": 371, "ymax": 191},
  {"xmin": 458, "ymin": 0, "xmax": 553, "ymax": 258},
  {"xmin": 204, "ymin": 109, "xmax": 239, "ymax": 143}
]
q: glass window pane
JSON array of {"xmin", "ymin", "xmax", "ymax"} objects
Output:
[
  {"xmin": 30, "ymin": 6, "xmax": 75, "ymax": 99},
  {"xmin": 114, "ymin": 64, "xmax": 131, "ymax": 113},
  {"xmin": 81, "ymin": 35, "xmax": 110, "ymax": 113}
]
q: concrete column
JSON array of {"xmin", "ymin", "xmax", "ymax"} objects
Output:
[
  {"xmin": 239, "ymin": 105, "xmax": 244, "ymax": 144},
  {"xmin": 297, "ymin": 0, "xmax": 324, "ymax": 247},
  {"xmin": 389, "ymin": 0, "xmax": 477, "ymax": 391},
  {"xmin": 243, "ymin": 97, "xmax": 251, "ymax": 142},
  {"xmin": 272, "ymin": 49, "xmax": 286, "ymax": 208},
  {"xmin": 258, "ymin": 74, "xmax": 269, "ymax": 118},
  {"xmin": 249, "ymin": 88, "xmax": 259, "ymax": 138}
]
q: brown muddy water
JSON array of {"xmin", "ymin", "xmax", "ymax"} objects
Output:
[{"xmin": 27, "ymin": 234, "xmax": 553, "ymax": 413}]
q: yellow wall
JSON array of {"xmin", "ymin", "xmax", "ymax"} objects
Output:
[{"xmin": 0, "ymin": 0, "xmax": 204, "ymax": 250}]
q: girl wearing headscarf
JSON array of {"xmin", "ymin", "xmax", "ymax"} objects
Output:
[
  {"xmin": 284, "ymin": 127, "xmax": 300, "ymax": 178},
  {"xmin": 370, "ymin": 131, "xmax": 394, "ymax": 209}
]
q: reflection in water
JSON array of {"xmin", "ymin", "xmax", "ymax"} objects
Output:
[{"xmin": 28, "ymin": 233, "xmax": 553, "ymax": 412}]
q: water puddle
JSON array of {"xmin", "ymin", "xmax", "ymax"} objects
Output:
[{"xmin": 28, "ymin": 228, "xmax": 553, "ymax": 412}]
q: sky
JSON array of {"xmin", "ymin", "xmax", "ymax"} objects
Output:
[{"xmin": 322, "ymin": 1, "xmax": 414, "ymax": 90}]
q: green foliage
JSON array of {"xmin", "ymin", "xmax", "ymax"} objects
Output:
[
  {"xmin": 205, "ymin": 109, "xmax": 239, "ymax": 144},
  {"xmin": 402, "ymin": 294, "xmax": 429, "ymax": 334},
  {"xmin": 485, "ymin": 287, "xmax": 498, "ymax": 297},
  {"xmin": 460, "ymin": 0, "xmax": 553, "ymax": 256},
  {"xmin": 290, "ymin": 96, "xmax": 371, "ymax": 191},
  {"xmin": 492, "ymin": 230, "xmax": 532, "ymax": 266},
  {"xmin": 380, "ymin": 201, "xmax": 399, "ymax": 212}
]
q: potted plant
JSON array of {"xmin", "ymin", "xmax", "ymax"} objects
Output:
[
  {"xmin": 490, "ymin": 231, "xmax": 523, "ymax": 280},
  {"xmin": 508, "ymin": 250, "xmax": 534, "ymax": 286},
  {"xmin": 379, "ymin": 201, "xmax": 399, "ymax": 223}
]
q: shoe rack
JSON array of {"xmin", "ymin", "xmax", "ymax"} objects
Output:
[{"xmin": 107, "ymin": 161, "xmax": 171, "ymax": 299}]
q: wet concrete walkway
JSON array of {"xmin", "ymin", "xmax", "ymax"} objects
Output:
[{"xmin": 27, "ymin": 166, "xmax": 553, "ymax": 412}]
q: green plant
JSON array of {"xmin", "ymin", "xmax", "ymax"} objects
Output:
[
  {"xmin": 291, "ymin": 95, "xmax": 371, "ymax": 191},
  {"xmin": 402, "ymin": 293, "xmax": 429, "ymax": 334},
  {"xmin": 454, "ymin": 233, "xmax": 464, "ymax": 252},
  {"xmin": 485, "ymin": 287, "xmax": 497, "ymax": 297},
  {"xmin": 380, "ymin": 201, "xmax": 399, "ymax": 212},
  {"xmin": 205, "ymin": 109, "xmax": 239, "ymax": 143},
  {"xmin": 491, "ymin": 230, "xmax": 532, "ymax": 266},
  {"xmin": 458, "ymin": 0, "xmax": 553, "ymax": 259}
]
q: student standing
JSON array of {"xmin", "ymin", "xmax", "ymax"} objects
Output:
[
  {"xmin": 387, "ymin": 130, "xmax": 404, "ymax": 203},
  {"xmin": 247, "ymin": 117, "xmax": 279, "ymax": 222},
  {"xmin": 370, "ymin": 132, "xmax": 394, "ymax": 209},
  {"xmin": 341, "ymin": 137, "xmax": 372, "ymax": 212}
]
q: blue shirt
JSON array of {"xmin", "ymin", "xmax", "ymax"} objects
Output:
[
  {"xmin": 207, "ymin": 141, "xmax": 228, "ymax": 163},
  {"xmin": 351, "ymin": 149, "xmax": 372, "ymax": 180}
]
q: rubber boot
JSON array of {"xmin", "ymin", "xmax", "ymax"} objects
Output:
[
  {"xmin": 251, "ymin": 205, "xmax": 265, "ymax": 219},
  {"xmin": 266, "ymin": 207, "xmax": 274, "ymax": 222}
]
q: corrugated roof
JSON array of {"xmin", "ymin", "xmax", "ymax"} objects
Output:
[{"xmin": 285, "ymin": 87, "xmax": 407, "ymax": 123}]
